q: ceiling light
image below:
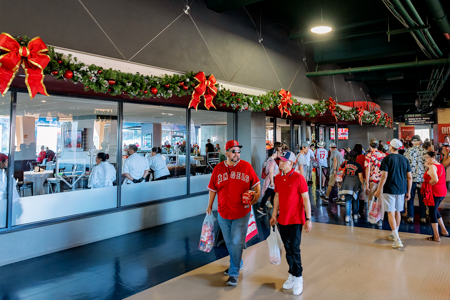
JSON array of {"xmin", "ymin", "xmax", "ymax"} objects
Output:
[
  {"xmin": 41, "ymin": 100, "xmax": 47, "ymax": 103},
  {"xmin": 311, "ymin": 1, "xmax": 332, "ymax": 34}
]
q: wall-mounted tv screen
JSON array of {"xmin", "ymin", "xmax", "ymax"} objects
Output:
[
  {"xmin": 338, "ymin": 128, "xmax": 348, "ymax": 140},
  {"xmin": 330, "ymin": 128, "xmax": 335, "ymax": 140}
]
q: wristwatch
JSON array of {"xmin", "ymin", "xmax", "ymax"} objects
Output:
[{"xmin": 305, "ymin": 218, "xmax": 310, "ymax": 221}]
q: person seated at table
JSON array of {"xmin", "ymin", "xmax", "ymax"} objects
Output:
[
  {"xmin": 37, "ymin": 146, "xmax": 46, "ymax": 163},
  {"xmin": 148, "ymin": 147, "xmax": 170, "ymax": 181},
  {"xmin": 45, "ymin": 147, "xmax": 56, "ymax": 162},
  {"xmin": 215, "ymin": 143, "xmax": 221, "ymax": 153},
  {"xmin": 180, "ymin": 141, "xmax": 187, "ymax": 153},
  {"xmin": 88, "ymin": 153, "xmax": 116, "ymax": 189},
  {"xmin": 122, "ymin": 145, "xmax": 149, "ymax": 184}
]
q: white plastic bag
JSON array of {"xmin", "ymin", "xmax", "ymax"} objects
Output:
[
  {"xmin": 368, "ymin": 198, "xmax": 382, "ymax": 224},
  {"xmin": 267, "ymin": 225, "xmax": 283, "ymax": 265},
  {"xmin": 199, "ymin": 214, "xmax": 216, "ymax": 253}
]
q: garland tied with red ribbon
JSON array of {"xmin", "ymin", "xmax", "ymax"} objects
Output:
[
  {"xmin": 0, "ymin": 33, "xmax": 50, "ymax": 98},
  {"xmin": 278, "ymin": 89, "xmax": 293, "ymax": 117},
  {"xmin": 326, "ymin": 97, "xmax": 337, "ymax": 121},
  {"xmin": 373, "ymin": 110, "xmax": 382, "ymax": 125},
  {"xmin": 188, "ymin": 71, "xmax": 217, "ymax": 110}
]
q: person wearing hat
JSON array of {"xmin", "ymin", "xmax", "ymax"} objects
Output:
[
  {"xmin": 404, "ymin": 134, "xmax": 427, "ymax": 224},
  {"xmin": 270, "ymin": 151, "xmax": 311, "ymax": 296},
  {"xmin": 315, "ymin": 141, "xmax": 328, "ymax": 191},
  {"xmin": 338, "ymin": 151, "xmax": 364, "ymax": 222},
  {"xmin": 322, "ymin": 142, "xmax": 344, "ymax": 203},
  {"xmin": 365, "ymin": 138, "xmax": 386, "ymax": 220},
  {"xmin": 374, "ymin": 139, "xmax": 412, "ymax": 249},
  {"xmin": 295, "ymin": 141, "xmax": 311, "ymax": 179},
  {"xmin": 206, "ymin": 140, "xmax": 260, "ymax": 286}
]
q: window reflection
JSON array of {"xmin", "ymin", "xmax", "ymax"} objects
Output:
[
  {"xmin": 0, "ymin": 92, "xmax": 11, "ymax": 228},
  {"xmin": 13, "ymin": 93, "xmax": 118, "ymax": 226}
]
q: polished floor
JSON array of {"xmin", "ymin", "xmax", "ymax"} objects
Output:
[
  {"xmin": 0, "ymin": 183, "xmax": 449, "ymax": 299},
  {"xmin": 125, "ymin": 222, "xmax": 450, "ymax": 300}
]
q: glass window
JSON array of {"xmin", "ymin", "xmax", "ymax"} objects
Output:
[
  {"xmin": 265, "ymin": 117, "xmax": 274, "ymax": 151},
  {"xmin": 190, "ymin": 110, "xmax": 233, "ymax": 193},
  {"xmin": 13, "ymin": 93, "xmax": 118, "ymax": 226},
  {"xmin": 0, "ymin": 92, "xmax": 11, "ymax": 228},
  {"xmin": 121, "ymin": 104, "xmax": 187, "ymax": 206},
  {"xmin": 277, "ymin": 118, "xmax": 290, "ymax": 150}
]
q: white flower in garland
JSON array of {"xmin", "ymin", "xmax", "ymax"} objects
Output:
[{"xmin": 256, "ymin": 100, "xmax": 260, "ymax": 105}]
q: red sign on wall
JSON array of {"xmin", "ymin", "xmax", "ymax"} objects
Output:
[
  {"xmin": 437, "ymin": 124, "xmax": 450, "ymax": 143},
  {"xmin": 401, "ymin": 127, "xmax": 415, "ymax": 140}
]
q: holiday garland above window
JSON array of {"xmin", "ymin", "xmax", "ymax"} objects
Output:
[{"xmin": 0, "ymin": 34, "xmax": 393, "ymax": 128}]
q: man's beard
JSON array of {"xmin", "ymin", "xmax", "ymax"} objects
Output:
[{"xmin": 230, "ymin": 157, "xmax": 240, "ymax": 163}]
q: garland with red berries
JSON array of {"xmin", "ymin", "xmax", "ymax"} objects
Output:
[{"xmin": 0, "ymin": 34, "xmax": 393, "ymax": 128}]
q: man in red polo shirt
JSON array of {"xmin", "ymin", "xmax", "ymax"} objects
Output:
[
  {"xmin": 270, "ymin": 151, "xmax": 311, "ymax": 296},
  {"xmin": 206, "ymin": 140, "xmax": 260, "ymax": 286}
]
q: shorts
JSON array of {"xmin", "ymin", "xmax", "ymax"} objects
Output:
[
  {"xmin": 383, "ymin": 194, "xmax": 405, "ymax": 212},
  {"xmin": 328, "ymin": 173, "xmax": 336, "ymax": 186},
  {"xmin": 367, "ymin": 182, "xmax": 380, "ymax": 202}
]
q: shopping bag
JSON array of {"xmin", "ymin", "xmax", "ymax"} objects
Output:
[
  {"xmin": 267, "ymin": 225, "xmax": 283, "ymax": 265},
  {"xmin": 368, "ymin": 198, "xmax": 382, "ymax": 224},
  {"xmin": 199, "ymin": 214, "xmax": 216, "ymax": 253}
]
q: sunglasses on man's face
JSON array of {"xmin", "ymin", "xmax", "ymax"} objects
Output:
[{"xmin": 228, "ymin": 150, "xmax": 241, "ymax": 154}]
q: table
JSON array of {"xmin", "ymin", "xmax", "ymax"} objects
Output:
[{"xmin": 24, "ymin": 170, "xmax": 54, "ymax": 195}]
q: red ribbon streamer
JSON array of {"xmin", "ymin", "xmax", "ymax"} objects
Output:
[
  {"xmin": 356, "ymin": 107, "xmax": 364, "ymax": 125},
  {"xmin": 188, "ymin": 71, "xmax": 217, "ymax": 110},
  {"xmin": 374, "ymin": 110, "xmax": 381, "ymax": 125},
  {"xmin": 278, "ymin": 89, "xmax": 293, "ymax": 117},
  {"xmin": 0, "ymin": 33, "xmax": 50, "ymax": 98},
  {"xmin": 327, "ymin": 97, "xmax": 337, "ymax": 121}
]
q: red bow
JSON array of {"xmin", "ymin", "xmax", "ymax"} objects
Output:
[
  {"xmin": 327, "ymin": 97, "xmax": 337, "ymax": 121},
  {"xmin": 356, "ymin": 107, "xmax": 364, "ymax": 125},
  {"xmin": 0, "ymin": 33, "xmax": 50, "ymax": 98},
  {"xmin": 373, "ymin": 110, "xmax": 381, "ymax": 125},
  {"xmin": 278, "ymin": 89, "xmax": 293, "ymax": 117},
  {"xmin": 188, "ymin": 71, "xmax": 217, "ymax": 110}
]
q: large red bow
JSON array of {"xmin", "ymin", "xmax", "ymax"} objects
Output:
[
  {"xmin": 356, "ymin": 107, "xmax": 364, "ymax": 125},
  {"xmin": 0, "ymin": 33, "xmax": 50, "ymax": 98},
  {"xmin": 327, "ymin": 97, "xmax": 337, "ymax": 121},
  {"xmin": 374, "ymin": 110, "xmax": 381, "ymax": 125},
  {"xmin": 278, "ymin": 89, "xmax": 293, "ymax": 117},
  {"xmin": 188, "ymin": 71, "xmax": 217, "ymax": 110}
]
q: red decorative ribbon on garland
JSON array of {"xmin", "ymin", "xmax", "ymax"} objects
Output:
[
  {"xmin": 278, "ymin": 89, "xmax": 293, "ymax": 117},
  {"xmin": 373, "ymin": 110, "xmax": 381, "ymax": 125},
  {"xmin": 383, "ymin": 113, "xmax": 389, "ymax": 127},
  {"xmin": 188, "ymin": 71, "xmax": 217, "ymax": 110},
  {"xmin": 0, "ymin": 33, "xmax": 50, "ymax": 98},
  {"xmin": 356, "ymin": 107, "xmax": 364, "ymax": 125},
  {"xmin": 327, "ymin": 97, "xmax": 337, "ymax": 121}
]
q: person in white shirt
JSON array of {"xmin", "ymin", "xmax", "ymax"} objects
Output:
[
  {"xmin": 88, "ymin": 153, "xmax": 116, "ymax": 188},
  {"xmin": 122, "ymin": 145, "xmax": 149, "ymax": 184},
  {"xmin": 307, "ymin": 143, "xmax": 315, "ymax": 182},
  {"xmin": 148, "ymin": 147, "xmax": 170, "ymax": 181},
  {"xmin": 315, "ymin": 141, "xmax": 328, "ymax": 190}
]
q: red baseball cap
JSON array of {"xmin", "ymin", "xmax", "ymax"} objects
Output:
[
  {"xmin": 226, "ymin": 140, "xmax": 243, "ymax": 151},
  {"xmin": 0, "ymin": 154, "xmax": 8, "ymax": 162}
]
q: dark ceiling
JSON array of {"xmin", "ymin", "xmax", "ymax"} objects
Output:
[{"xmin": 207, "ymin": 0, "xmax": 450, "ymax": 120}]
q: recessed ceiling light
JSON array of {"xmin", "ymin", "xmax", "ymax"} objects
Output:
[
  {"xmin": 311, "ymin": 25, "xmax": 332, "ymax": 34},
  {"xmin": 41, "ymin": 100, "xmax": 47, "ymax": 103}
]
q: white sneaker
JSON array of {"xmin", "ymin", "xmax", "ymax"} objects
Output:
[
  {"xmin": 345, "ymin": 216, "xmax": 350, "ymax": 223},
  {"xmin": 388, "ymin": 234, "xmax": 395, "ymax": 241},
  {"xmin": 293, "ymin": 276, "xmax": 303, "ymax": 295},
  {"xmin": 283, "ymin": 274, "xmax": 295, "ymax": 290},
  {"xmin": 353, "ymin": 214, "xmax": 359, "ymax": 220},
  {"xmin": 392, "ymin": 240, "xmax": 404, "ymax": 248},
  {"xmin": 266, "ymin": 202, "xmax": 273, "ymax": 209}
]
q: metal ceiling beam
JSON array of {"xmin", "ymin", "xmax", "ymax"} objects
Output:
[
  {"xmin": 306, "ymin": 58, "xmax": 450, "ymax": 77},
  {"xmin": 207, "ymin": 0, "xmax": 262, "ymax": 13},
  {"xmin": 425, "ymin": 0, "xmax": 450, "ymax": 44}
]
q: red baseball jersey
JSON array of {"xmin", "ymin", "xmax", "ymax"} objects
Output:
[{"xmin": 208, "ymin": 160, "xmax": 260, "ymax": 220}]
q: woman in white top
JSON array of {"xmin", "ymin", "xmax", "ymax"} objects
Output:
[
  {"xmin": 148, "ymin": 147, "xmax": 170, "ymax": 181},
  {"xmin": 257, "ymin": 148, "xmax": 279, "ymax": 215},
  {"xmin": 88, "ymin": 153, "xmax": 116, "ymax": 188}
]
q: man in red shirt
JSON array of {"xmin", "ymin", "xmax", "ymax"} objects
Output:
[
  {"xmin": 206, "ymin": 140, "xmax": 260, "ymax": 286},
  {"xmin": 270, "ymin": 151, "xmax": 312, "ymax": 296}
]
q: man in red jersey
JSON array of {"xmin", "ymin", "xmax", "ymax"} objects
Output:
[
  {"xmin": 270, "ymin": 151, "xmax": 312, "ymax": 296},
  {"xmin": 206, "ymin": 140, "xmax": 260, "ymax": 286}
]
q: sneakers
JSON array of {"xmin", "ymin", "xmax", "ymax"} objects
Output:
[
  {"xmin": 353, "ymin": 214, "xmax": 359, "ymax": 220},
  {"xmin": 420, "ymin": 218, "xmax": 427, "ymax": 224},
  {"xmin": 265, "ymin": 202, "xmax": 273, "ymax": 209},
  {"xmin": 406, "ymin": 217, "xmax": 413, "ymax": 224},
  {"xmin": 224, "ymin": 267, "xmax": 243, "ymax": 275},
  {"xmin": 283, "ymin": 274, "xmax": 295, "ymax": 289},
  {"xmin": 345, "ymin": 216, "xmax": 350, "ymax": 223},
  {"xmin": 226, "ymin": 276, "xmax": 238, "ymax": 286},
  {"xmin": 388, "ymin": 234, "xmax": 395, "ymax": 241},
  {"xmin": 293, "ymin": 276, "xmax": 303, "ymax": 295},
  {"xmin": 392, "ymin": 240, "xmax": 404, "ymax": 249},
  {"xmin": 257, "ymin": 208, "xmax": 266, "ymax": 215}
]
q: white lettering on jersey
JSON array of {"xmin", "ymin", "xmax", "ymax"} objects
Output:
[
  {"xmin": 245, "ymin": 175, "xmax": 249, "ymax": 183},
  {"xmin": 231, "ymin": 171, "xmax": 236, "ymax": 179},
  {"xmin": 236, "ymin": 172, "xmax": 241, "ymax": 180},
  {"xmin": 223, "ymin": 172, "xmax": 228, "ymax": 181},
  {"xmin": 218, "ymin": 174, "xmax": 222, "ymax": 185}
]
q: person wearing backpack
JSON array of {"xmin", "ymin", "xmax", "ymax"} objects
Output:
[{"xmin": 257, "ymin": 148, "xmax": 279, "ymax": 215}]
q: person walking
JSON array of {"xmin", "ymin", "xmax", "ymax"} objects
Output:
[
  {"xmin": 404, "ymin": 135, "xmax": 427, "ymax": 224},
  {"xmin": 274, "ymin": 142, "xmax": 283, "ymax": 166},
  {"xmin": 322, "ymin": 142, "xmax": 343, "ymax": 203},
  {"xmin": 422, "ymin": 151, "xmax": 449, "ymax": 241},
  {"xmin": 270, "ymin": 151, "xmax": 311, "ymax": 296},
  {"xmin": 441, "ymin": 147, "xmax": 450, "ymax": 224},
  {"xmin": 365, "ymin": 138, "xmax": 386, "ymax": 223},
  {"xmin": 307, "ymin": 143, "xmax": 315, "ymax": 182},
  {"xmin": 295, "ymin": 141, "xmax": 310, "ymax": 178},
  {"xmin": 315, "ymin": 141, "xmax": 328, "ymax": 192},
  {"xmin": 338, "ymin": 151, "xmax": 364, "ymax": 222},
  {"xmin": 257, "ymin": 148, "xmax": 279, "ymax": 215},
  {"xmin": 374, "ymin": 139, "xmax": 412, "ymax": 249},
  {"xmin": 206, "ymin": 140, "xmax": 261, "ymax": 286},
  {"xmin": 354, "ymin": 144, "xmax": 367, "ymax": 216}
]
